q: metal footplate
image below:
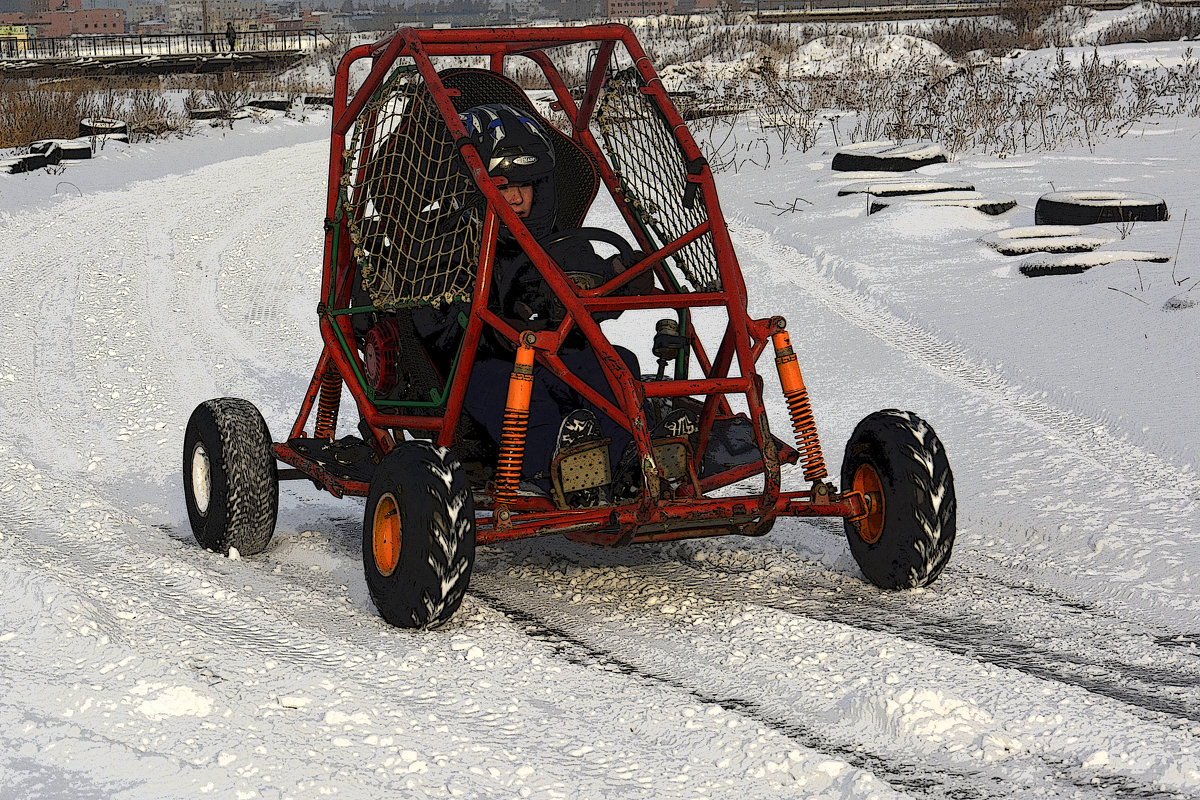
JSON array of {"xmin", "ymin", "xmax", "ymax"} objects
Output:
[{"xmin": 551, "ymin": 439, "xmax": 611, "ymax": 507}]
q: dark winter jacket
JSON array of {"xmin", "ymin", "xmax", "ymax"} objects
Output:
[{"xmin": 412, "ymin": 231, "xmax": 650, "ymax": 372}]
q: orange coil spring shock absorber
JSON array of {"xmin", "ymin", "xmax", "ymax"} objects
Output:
[
  {"xmin": 493, "ymin": 335, "xmax": 537, "ymax": 507},
  {"xmin": 314, "ymin": 367, "xmax": 342, "ymax": 440},
  {"xmin": 772, "ymin": 329, "xmax": 828, "ymax": 483}
]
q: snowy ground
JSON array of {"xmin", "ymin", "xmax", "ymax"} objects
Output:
[{"xmin": 2, "ymin": 31, "xmax": 1200, "ymax": 800}]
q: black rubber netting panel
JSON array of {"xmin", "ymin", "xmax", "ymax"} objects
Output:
[
  {"xmin": 344, "ymin": 68, "xmax": 483, "ymax": 309},
  {"xmin": 596, "ymin": 68, "xmax": 721, "ymax": 293},
  {"xmin": 439, "ymin": 68, "xmax": 600, "ymax": 230}
]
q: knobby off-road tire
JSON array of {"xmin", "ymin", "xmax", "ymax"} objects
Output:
[
  {"xmin": 183, "ymin": 398, "xmax": 279, "ymax": 556},
  {"xmin": 841, "ymin": 409, "xmax": 956, "ymax": 589},
  {"xmin": 363, "ymin": 441, "xmax": 476, "ymax": 629}
]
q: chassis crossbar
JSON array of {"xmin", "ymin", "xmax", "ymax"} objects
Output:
[{"xmin": 475, "ymin": 491, "xmax": 866, "ymax": 545}]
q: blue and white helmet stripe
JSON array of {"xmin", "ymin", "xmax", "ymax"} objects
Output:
[{"xmin": 458, "ymin": 103, "xmax": 555, "ymax": 183}]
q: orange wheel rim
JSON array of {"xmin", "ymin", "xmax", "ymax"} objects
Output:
[
  {"xmin": 852, "ymin": 463, "xmax": 885, "ymax": 544},
  {"xmin": 372, "ymin": 493, "xmax": 401, "ymax": 576}
]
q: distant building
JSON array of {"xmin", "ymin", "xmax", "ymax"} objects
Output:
[
  {"xmin": 274, "ymin": 8, "xmax": 332, "ymax": 31},
  {"xmin": 165, "ymin": 0, "xmax": 265, "ymax": 33},
  {"xmin": 133, "ymin": 16, "xmax": 165, "ymax": 31},
  {"xmin": 0, "ymin": 22, "xmax": 32, "ymax": 43},
  {"xmin": 125, "ymin": 2, "xmax": 164, "ymax": 28},
  {"xmin": 1, "ymin": 0, "xmax": 125, "ymax": 36},
  {"xmin": 605, "ymin": 0, "xmax": 674, "ymax": 16},
  {"xmin": 569, "ymin": 0, "xmax": 602, "ymax": 19}
]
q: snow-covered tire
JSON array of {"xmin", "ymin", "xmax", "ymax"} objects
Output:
[
  {"xmin": 249, "ymin": 98, "xmax": 291, "ymax": 111},
  {"xmin": 79, "ymin": 117, "xmax": 128, "ymax": 137},
  {"xmin": 5, "ymin": 153, "xmax": 47, "ymax": 174},
  {"xmin": 841, "ymin": 409, "xmax": 956, "ymax": 589},
  {"xmin": 24, "ymin": 152, "xmax": 48, "ymax": 171},
  {"xmin": 363, "ymin": 441, "xmax": 476, "ymax": 629},
  {"xmin": 34, "ymin": 139, "xmax": 91, "ymax": 160},
  {"xmin": 35, "ymin": 144, "xmax": 63, "ymax": 166},
  {"xmin": 1034, "ymin": 191, "xmax": 1168, "ymax": 226},
  {"xmin": 831, "ymin": 141, "xmax": 948, "ymax": 172},
  {"xmin": 183, "ymin": 398, "xmax": 279, "ymax": 556}
]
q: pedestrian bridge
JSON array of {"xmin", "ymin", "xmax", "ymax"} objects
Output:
[{"xmin": 0, "ymin": 30, "xmax": 329, "ymax": 78}]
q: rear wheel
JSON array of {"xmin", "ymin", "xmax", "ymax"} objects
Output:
[
  {"xmin": 363, "ymin": 441, "xmax": 476, "ymax": 629},
  {"xmin": 183, "ymin": 398, "xmax": 279, "ymax": 555},
  {"xmin": 841, "ymin": 409, "xmax": 956, "ymax": 589}
]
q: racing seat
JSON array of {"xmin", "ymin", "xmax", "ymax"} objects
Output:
[{"xmin": 354, "ymin": 67, "xmax": 602, "ymax": 471}]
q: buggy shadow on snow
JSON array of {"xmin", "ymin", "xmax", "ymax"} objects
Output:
[{"xmin": 183, "ymin": 25, "xmax": 957, "ymax": 629}]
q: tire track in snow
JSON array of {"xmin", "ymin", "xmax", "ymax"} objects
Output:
[
  {"xmin": 472, "ymin": 588, "xmax": 1007, "ymax": 800},
  {"xmin": 730, "ymin": 223, "xmax": 1200, "ymax": 504},
  {"xmin": 534, "ymin": 533, "xmax": 1200, "ymax": 726},
  {"xmin": 721, "ymin": 564, "xmax": 1200, "ymax": 725},
  {"xmin": 471, "ymin": 575, "xmax": 1191, "ymax": 800},
  {"xmin": 5, "ymin": 512, "xmax": 902, "ymax": 799}
]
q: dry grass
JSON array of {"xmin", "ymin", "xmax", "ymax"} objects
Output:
[
  {"xmin": 751, "ymin": 46, "xmax": 1200, "ymax": 160},
  {"xmin": 6, "ymin": 14, "xmax": 1200, "ymax": 156},
  {"xmin": 0, "ymin": 77, "xmax": 193, "ymax": 148},
  {"xmin": 184, "ymin": 73, "xmax": 254, "ymax": 124},
  {"xmin": 1096, "ymin": 7, "xmax": 1200, "ymax": 46},
  {"xmin": 680, "ymin": 42, "xmax": 1200, "ymax": 175}
]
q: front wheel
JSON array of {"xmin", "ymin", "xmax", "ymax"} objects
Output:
[
  {"xmin": 183, "ymin": 398, "xmax": 279, "ymax": 555},
  {"xmin": 363, "ymin": 441, "xmax": 476, "ymax": 629},
  {"xmin": 841, "ymin": 409, "xmax": 956, "ymax": 589}
]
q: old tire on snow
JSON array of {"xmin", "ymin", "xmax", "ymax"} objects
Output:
[
  {"xmin": 841, "ymin": 409, "xmax": 956, "ymax": 589},
  {"xmin": 5, "ymin": 153, "xmax": 47, "ymax": 173},
  {"xmin": 363, "ymin": 440, "xmax": 476, "ymax": 629},
  {"xmin": 33, "ymin": 139, "xmax": 92, "ymax": 160},
  {"xmin": 79, "ymin": 117, "xmax": 128, "ymax": 138},
  {"xmin": 1035, "ymin": 191, "xmax": 1168, "ymax": 226},
  {"xmin": 183, "ymin": 398, "xmax": 279, "ymax": 556},
  {"xmin": 832, "ymin": 141, "xmax": 948, "ymax": 172}
]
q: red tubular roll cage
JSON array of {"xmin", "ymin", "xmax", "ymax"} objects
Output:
[{"xmin": 275, "ymin": 25, "xmax": 868, "ymax": 544}]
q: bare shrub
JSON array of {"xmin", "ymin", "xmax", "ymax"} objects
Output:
[
  {"xmin": 922, "ymin": 20, "xmax": 1023, "ymax": 60},
  {"xmin": 0, "ymin": 81, "xmax": 90, "ymax": 146},
  {"xmin": 734, "ymin": 42, "xmax": 1200, "ymax": 162},
  {"xmin": 1, "ymin": 76, "xmax": 197, "ymax": 148},
  {"xmin": 1096, "ymin": 7, "xmax": 1200, "ymax": 46},
  {"xmin": 318, "ymin": 32, "xmax": 354, "ymax": 77},
  {"xmin": 185, "ymin": 72, "xmax": 254, "ymax": 126},
  {"xmin": 127, "ymin": 87, "xmax": 189, "ymax": 141},
  {"xmin": 1000, "ymin": 0, "xmax": 1067, "ymax": 48}
]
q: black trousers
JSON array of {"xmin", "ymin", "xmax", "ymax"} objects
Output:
[{"xmin": 463, "ymin": 345, "xmax": 640, "ymax": 484}]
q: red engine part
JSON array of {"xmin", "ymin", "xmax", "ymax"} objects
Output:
[{"xmin": 363, "ymin": 319, "xmax": 399, "ymax": 394}]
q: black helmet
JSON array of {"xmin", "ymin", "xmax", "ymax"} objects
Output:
[{"xmin": 460, "ymin": 103, "xmax": 558, "ymax": 237}]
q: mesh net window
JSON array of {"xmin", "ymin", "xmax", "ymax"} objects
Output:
[
  {"xmin": 343, "ymin": 67, "xmax": 483, "ymax": 309},
  {"xmin": 596, "ymin": 68, "xmax": 721, "ymax": 293}
]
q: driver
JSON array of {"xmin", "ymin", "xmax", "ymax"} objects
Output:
[{"xmin": 413, "ymin": 103, "xmax": 652, "ymax": 504}]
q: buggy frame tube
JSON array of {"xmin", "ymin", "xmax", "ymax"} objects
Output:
[{"xmin": 303, "ymin": 26, "xmax": 841, "ymax": 535}]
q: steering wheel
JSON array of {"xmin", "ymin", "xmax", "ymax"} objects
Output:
[{"xmin": 539, "ymin": 227, "xmax": 637, "ymax": 283}]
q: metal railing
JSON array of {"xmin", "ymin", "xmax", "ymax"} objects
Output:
[
  {"xmin": 749, "ymin": 0, "xmax": 1200, "ymax": 18},
  {"xmin": 0, "ymin": 29, "xmax": 329, "ymax": 60}
]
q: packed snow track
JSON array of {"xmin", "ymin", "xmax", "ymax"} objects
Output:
[{"xmin": 1, "ymin": 123, "xmax": 1198, "ymax": 799}]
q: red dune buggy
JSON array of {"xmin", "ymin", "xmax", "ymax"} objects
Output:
[{"xmin": 182, "ymin": 25, "xmax": 957, "ymax": 629}]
